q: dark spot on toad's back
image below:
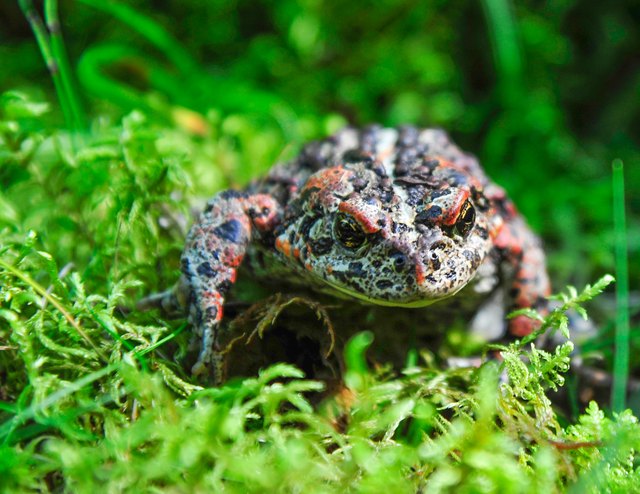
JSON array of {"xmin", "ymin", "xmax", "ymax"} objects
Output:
[
  {"xmin": 423, "ymin": 158, "xmax": 440, "ymax": 170},
  {"xmin": 197, "ymin": 262, "xmax": 216, "ymax": 278},
  {"xmin": 365, "ymin": 196, "xmax": 378, "ymax": 206},
  {"xmin": 219, "ymin": 190, "xmax": 246, "ymax": 200},
  {"xmin": 406, "ymin": 186, "xmax": 426, "ymax": 206},
  {"xmin": 415, "ymin": 206, "xmax": 442, "ymax": 225},
  {"xmin": 445, "ymin": 170, "xmax": 468, "ymax": 186},
  {"xmin": 343, "ymin": 149, "xmax": 373, "ymax": 164},
  {"xmin": 380, "ymin": 188, "xmax": 394, "ymax": 203},
  {"xmin": 372, "ymin": 163, "xmax": 388, "ymax": 178},
  {"xmin": 214, "ymin": 220, "xmax": 245, "ymax": 244},
  {"xmin": 431, "ymin": 189, "xmax": 451, "ymax": 199}
]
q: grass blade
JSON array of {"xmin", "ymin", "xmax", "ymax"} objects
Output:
[
  {"xmin": 18, "ymin": 0, "xmax": 73, "ymax": 129},
  {"xmin": 611, "ymin": 159, "xmax": 630, "ymax": 412},
  {"xmin": 44, "ymin": 0, "xmax": 86, "ymax": 131},
  {"xmin": 481, "ymin": 0, "xmax": 523, "ymax": 103}
]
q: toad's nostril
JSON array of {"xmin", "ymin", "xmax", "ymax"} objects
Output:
[
  {"xmin": 429, "ymin": 251, "xmax": 441, "ymax": 271},
  {"xmin": 390, "ymin": 251, "xmax": 408, "ymax": 272}
]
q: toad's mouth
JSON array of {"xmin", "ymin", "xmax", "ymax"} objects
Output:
[{"xmin": 320, "ymin": 276, "xmax": 463, "ymax": 308}]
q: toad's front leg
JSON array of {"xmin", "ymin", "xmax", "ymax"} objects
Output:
[
  {"xmin": 493, "ymin": 200, "xmax": 551, "ymax": 337},
  {"xmin": 177, "ymin": 191, "xmax": 281, "ymax": 382}
]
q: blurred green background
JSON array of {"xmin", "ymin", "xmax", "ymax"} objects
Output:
[{"xmin": 1, "ymin": 0, "xmax": 638, "ymax": 298}]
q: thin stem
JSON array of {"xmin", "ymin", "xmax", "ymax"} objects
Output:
[
  {"xmin": 611, "ymin": 159, "xmax": 630, "ymax": 413},
  {"xmin": 18, "ymin": 0, "xmax": 74, "ymax": 129},
  {"xmin": 44, "ymin": 0, "xmax": 86, "ymax": 131},
  {"xmin": 136, "ymin": 322, "xmax": 188, "ymax": 356}
]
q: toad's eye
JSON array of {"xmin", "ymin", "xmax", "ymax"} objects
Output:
[
  {"xmin": 454, "ymin": 199, "xmax": 476, "ymax": 237},
  {"xmin": 334, "ymin": 213, "xmax": 367, "ymax": 249}
]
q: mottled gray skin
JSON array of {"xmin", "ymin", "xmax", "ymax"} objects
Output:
[{"xmin": 141, "ymin": 125, "xmax": 550, "ymax": 382}]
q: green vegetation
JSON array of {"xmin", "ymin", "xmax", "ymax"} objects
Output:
[{"xmin": 1, "ymin": 0, "xmax": 638, "ymax": 491}]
